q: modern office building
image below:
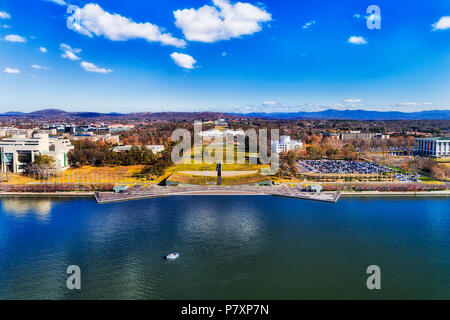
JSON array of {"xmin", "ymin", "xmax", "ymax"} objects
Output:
[
  {"xmin": 68, "ymin": 133, "xmax": 120, "ymax": 144},
  {"xmin": 43, "ymin": 123, "xmax": 135, "ymax": 134},
  {"xmin": 0, "ymin": 133, "xmax": 74, "ymax": 173},
  {"xmin": 414, "ymin": 137, "xmax": 450, "ymax": 158},
  {"xmin": 0, "ymin": 128, "xmax": 36, "ymax": 138},
  {"xmin": 107, "ymin": 124, "xmax": 135, "ymax": 132},
  {"xmin": 271, "ymin": 136, "xmax": 303, "ymax": 153},
  {"xmin": 338, "ymin": 131, "xmax": 390, "ymax": 140},
  {"xmin": 112, "ymin": 145, "xmax": 165, "ymax": 153}
]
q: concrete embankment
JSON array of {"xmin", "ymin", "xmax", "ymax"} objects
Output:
[
  {"xmin": 341, "ymin": 190, "xmax": 450, "ymax": 196},
  {"xmin": 0, "ymin": 192, "xmax": 95, "ymax": 198},
  {"xmin": 94, "ymin": 186, "xmax": 341, "ymax": 204},
  {"xmin": 0, "ymin": 190, "xmax": 448, "ymax": 203}
]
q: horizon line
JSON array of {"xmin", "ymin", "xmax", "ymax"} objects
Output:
[{"xmin": 1, "ymin": 108, "xmax": 450, "ymax": 115}]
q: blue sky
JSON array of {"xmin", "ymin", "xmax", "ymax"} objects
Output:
[{"xmin": 0, "ymin": 0, "xmax": 450, "ymax": 113}]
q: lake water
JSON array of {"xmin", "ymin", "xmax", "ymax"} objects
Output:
[{"xmin": 0, "ymin": 195, "xmax": 449, "ymax": 299}]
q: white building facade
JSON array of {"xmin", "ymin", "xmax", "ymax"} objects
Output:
[
  {"xmin": 414, "ymin": 137, "xmax": 450, "ymax": 158},
  {"xmin": 271, "ymin": 136, "xmax": 303, "ymax": 153},
  {"xmin": 112, "ymin": 145, "xmax": 164, "ymax": 153},
  {"xmin": 0, "ymin": 133, "xmax": 74, "ymax": 173},
  {"xmin": 339, "ymin": 131, "xmax": 390, "ymax": 140}
]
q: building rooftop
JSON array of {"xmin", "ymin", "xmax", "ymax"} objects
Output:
[{"xmin": 415, "ymin": 137, "xmax": 450, "ymax": 141}]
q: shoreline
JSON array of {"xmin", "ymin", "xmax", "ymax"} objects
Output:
[
  {"xmin": 0, "ymin": 190, "xmax": 448, "ymax": 198},
  {"xmin": 0, "ymin": 192, "xmax": 95, "ymax": 198},
  {"xmin": 340, "ymin": 190, "xmax": 450, "ymax": 196}
]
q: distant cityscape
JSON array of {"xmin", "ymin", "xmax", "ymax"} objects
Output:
[{"xmin": 0, "ymin": 111, "xmax": 447, "ymax": 187}]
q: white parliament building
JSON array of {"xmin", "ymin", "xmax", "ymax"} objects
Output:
[{"xmin": 414, "ymin": 137, "xmax": 450, "ymax": 158}]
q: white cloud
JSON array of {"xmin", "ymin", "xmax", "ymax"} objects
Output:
[
  {"xmin": 60, "ymin": 43, "xmax": 81, "ymax": 60},
  {"xmin": 4, "ymin": 34, "xmax": 26, "ymax": 42},
  {"xmin": 3, "ymin": 67, "xmax": 20, "ymax": 74},
  {"xmin": 31, "ymin": 64, "xmax": 51, "ymax": 70},
  {"xmin": 174, "ymin": 0, "xmax": 272, "ymax": 43},
  {"xmin": 170, "ymin": 52, "xmax": 196, "ymax": 69},
  {"xmin": 145, "ymin": 100, "xmax": 445, "ymax": 114},
  {"xmin": 231, "ymin": 101, "xmax": 322, "ymax": 113},
  {"xmin": 40, "ymin": 47, "xmax": 48, "ymax": 53},
  {"xmin": 0, "ymin": 11, "xmax": 11, "ymax": 19},
  {"xmin": 1, "ymin": 24, "xmax": 11, "ymax": 28},
  {"xmin": 302, "ymin": 20, "xmax": 316, "ymax": 29},
  {"xmin": 348, "ymin": 36, "xmax": 367, "ymax": 45},
  {"xmin": 67, "ymin": 3, "xmax": 186, "ymax": 47},
  {"xmin": 62, "ymin": 51, "xmax": 80, "ymax": 60},
  {"xmin": 61, "ymin": 43, "xmax": 112, "ymax": 74},
  {"xmin": 353, "ymin": 14, "xmax": 361, "ymax": 19},
  {"xmin": 44, "ymin": 0, "xmax": 67, "ymax": 5},
  {"xmin": 81, "ymin": 61, "xmax": 112, "ymax": 73},
  {"xmin": 391, "ymin": 102, "xmax": 441, "ymax": 111},
  {"xmin": 344, "ymin": 99, "xmax": 363, "ymax": 103},
  {"xmin": 432, "ymin": 16, "xmax": 450, "ymax": 31}
]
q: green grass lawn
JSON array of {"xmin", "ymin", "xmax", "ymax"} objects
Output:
[
  {"xmin": 418, "ymin": 176, "xmax": 445, "ymax": 184},
  {"xmin": 167, "ymin": 162, "xmax": 267, "ymax": 173},
  {"xmin": 167, "ymin": 172, "xmax": 270, "ymax": 186}
]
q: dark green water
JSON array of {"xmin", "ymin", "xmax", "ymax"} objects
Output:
[{"xmin": 0, "ymin": 195, "xmax": 448, "ymax": 299}]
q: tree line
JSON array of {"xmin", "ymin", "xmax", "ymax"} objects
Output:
[
  {"xmin": 67, "ymin": 140, "xmax": 175, "ymax": 177},
  {"xmin": 68, "ymin": 140, "xmax": 158, "ymax": 167}
]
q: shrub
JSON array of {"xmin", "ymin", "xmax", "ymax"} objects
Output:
[
  {"xmin": 321, "ymin": 183, "xmax": 446, "ymax": 192},
  {"xmin": 0, "ymin": 184, "xmax": 114, "ymax": 192}
]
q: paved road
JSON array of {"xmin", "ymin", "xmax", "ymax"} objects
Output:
[
  {"xmin": 295, "ymin": 163, "xmax": 310, "ymax": 173},
  {"xmin": 178, "ymin": 170, "xmax": 257, "ymax": 177}
]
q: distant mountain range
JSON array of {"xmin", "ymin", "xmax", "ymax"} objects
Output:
[
  {"xmin": 0, "ymin": 108, "xmax": 449, "ymax": 120},
  {"xmin": 240, "ymin": 109, "xmax": 450, "ymax": 120},
  {"xmin": 0, "ymin": 109, "xmax": 125, "ymax": 118}
]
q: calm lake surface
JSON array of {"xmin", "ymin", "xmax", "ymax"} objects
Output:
[{"xmin": 0, "ymin": 195, "xmax": 448, "ymax": 299}]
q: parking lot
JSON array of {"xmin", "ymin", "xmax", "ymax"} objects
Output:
[
  {"xmin": 297, "ymin": 160, "xmax": 419, "ymax": 182},
  {"xmin": 298, "ymin": 160, "xmax": 392, "ymax": 174}
]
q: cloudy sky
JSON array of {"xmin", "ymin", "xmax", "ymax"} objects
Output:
[{"xmin": 1, "ymin": 0, "xmax": 450, "ymax": 113}]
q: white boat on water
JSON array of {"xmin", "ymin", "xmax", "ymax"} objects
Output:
[{"xmin": 166, "ymin": 253, "xmax": 179, "ymax": 260}]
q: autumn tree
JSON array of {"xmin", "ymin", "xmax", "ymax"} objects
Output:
[
  {"xmin": 342, "ymin": 143, "xmax": 358, "ymax": 160},
  {"xmin": 430, "ymin": 165, "xmax": 445, "ymax": 179},
  {"xmin": 306, "ymin": 145, "xmax": 324, "ymax": 159},
  {"xmin": 25, "ymin": 155, "xmax": 56, "ymax": 175}
]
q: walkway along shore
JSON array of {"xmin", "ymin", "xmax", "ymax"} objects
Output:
[
  {"xmin": 0, "ymin": 188, "xmax": 448, "ymax": 203},
  {"xmin": 340, "ymin": 190, "xmax": 450, "ymax": 196},
  {"xmin": 94, "ymin": 186, "xmax": 341, "ymax": 204},
  {"xmin": 93, "ymin": 186, "xmax": 449, "ymax": 204}
]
